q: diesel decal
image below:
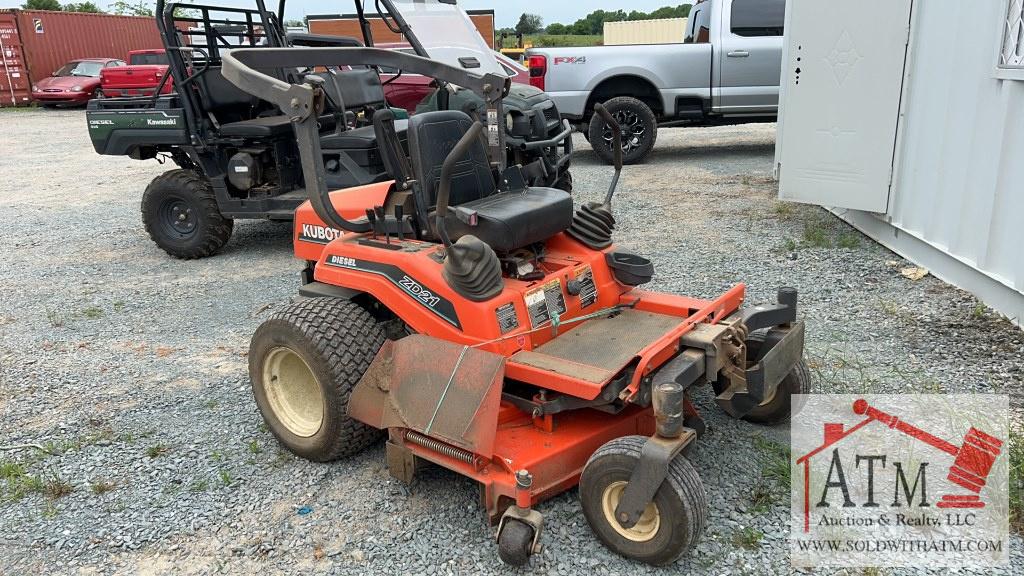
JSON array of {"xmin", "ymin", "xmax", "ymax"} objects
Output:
[
  {"xmin": 326, "ymin": 254, "xmax": 356, "ymax": 268},
  {"xmin": 300, "ymin": 224, "xmax": 344, "ymax": 244},
  {"xmin": 324, "ymin": 256, "xmax": 461, "ymax": 329}
]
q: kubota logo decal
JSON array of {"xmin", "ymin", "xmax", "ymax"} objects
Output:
[
  {"xmin": 299, "ymin": 224, "xmax": 343, "ymax": 244},
  {"xmin": 554, "ymin": 56, "xmax": 586, "ymax": 65}
]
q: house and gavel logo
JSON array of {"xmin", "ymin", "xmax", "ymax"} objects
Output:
[{"xmin": 795, "ymin": 398, "xmax": 1004, "ymax": 533}]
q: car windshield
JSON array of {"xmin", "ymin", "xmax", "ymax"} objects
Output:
[
  {"xmin": 54, "ymin": 61, "xmax": 103, "ymax": 77},
  {"xmin": 386, "ymin": 0, "xmax": 503, "ymax": 76}
]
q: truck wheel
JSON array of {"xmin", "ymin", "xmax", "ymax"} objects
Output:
[
  {"xmin": 587, "ymin": 97, "xmax": 658, "ymax": 165},
  {"xmin": 580, "ymin": 436, "xmax": 707, "ymax": 565},
  {"xmin": 249, "ymin": 298, "xmax": 386, "ymax": 462},
  {"xmin": 141, "ymin": 170, "xmax": 233, "ymax": 259}
]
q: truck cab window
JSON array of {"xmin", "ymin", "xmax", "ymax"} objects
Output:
[
  {"xmin": 731, "ymin": 0, "xmax": 786, "ymax": 37},
  {"xmin": 684, "ymin": 3, "xmax": 712, "ymax": 43}
]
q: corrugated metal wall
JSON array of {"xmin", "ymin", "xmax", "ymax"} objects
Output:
[
  {"xmin": 603, "ymin": 18, "xmax": 687, "ymax": 46},
  {"xmin": 0, "ymin": 9, "xmax": 161, "ymax": 106},
  {"xmin": 889, "ymin": 0, "xmax": 1024, "ymax": 296},
  {"xmin": 308, "ymin": 11, "xmax": 495, "ymax": 49},
  {"xmin": 0, "ymin": 12, "xmax": 31, "ymax": 106}
]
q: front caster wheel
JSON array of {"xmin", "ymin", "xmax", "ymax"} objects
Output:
[
  {"xmin": 249, "ymin": 298, "xmax": 385, "ymax": 462},
  {"xmin": 580, "ymin": 436, "xmax": 707, "ymax": 565},
  {"xmin": 497, "ymin": 519, "xmax": 534, "ymax": 567}
]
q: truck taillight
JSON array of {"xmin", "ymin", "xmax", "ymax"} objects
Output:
[{"xmin": 528, "ymin": 55, "xmax": 546, "ymax": 91}]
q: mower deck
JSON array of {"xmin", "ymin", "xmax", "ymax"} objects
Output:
[{"xmin": 511, "ymin": 309, "xmax": 684, "ymax": 385}]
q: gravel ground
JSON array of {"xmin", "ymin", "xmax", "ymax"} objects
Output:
[{"xmin": 0, "ymin": 108, "xmax": 1020, "ymax": 575}]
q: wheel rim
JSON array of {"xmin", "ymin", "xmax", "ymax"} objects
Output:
[
  {"xmin": 602, "ymin": 109, "xmax": 646, "ymax": 155},
  {"xmin": 601, "ymin": 480, "xmax": 661, "ymax": 542},
  {"xmin": 159, "ymin": 197, "xmax": 198, "ymax": 240},
  {"xmin": 262, "ymin": 347, "xmax": 324, "ymax": 438}
]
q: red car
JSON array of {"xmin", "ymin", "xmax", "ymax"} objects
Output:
[
  {"xmin": 99, "ymin": 49, "xmax": 173, "ymax": 98},
  {"xmin": 377, "ymin": 45, "xmax": 530, "ymax": 113},
  {"xmin": 32, "ymin": 58, "xmax": 124, "ymax": 107}
]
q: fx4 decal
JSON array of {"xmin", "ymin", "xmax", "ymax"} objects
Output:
[{"xmin": 554, "ymin": 56, "xmax": 587, "ymax": 65}]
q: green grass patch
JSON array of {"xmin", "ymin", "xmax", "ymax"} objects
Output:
[
  {"xmin": 146, "ymin": 444, "xmax": 169, "ymax": 458},
  {"xmin": 90, "ymin": 480, "xmax": 115, "ymax": 495},
  {"xmin": 190, "ymin": 479, "xmax": 209, "ymax": 493},
  {"xmin": 44, "ymin": 477, "xmax": 74, "ymax": 499},
  {"xmin": 247, "ymin": 440, "xmax": 262, "ymax": 455},
  {"xmin": 802, "ymin": 222, "xmax": 831, "ymax": 248},
  {"xmin": 81, "ymin": 306, "xmax": 104, "ymax": 319},
  {"xmin": 218, "ymin": 470, "xmax": 233, "ymax": 487},
  {"xmin": 731, "ymin": 526, "xmax": 764, "ymax": 550},
  {"xmin": 837, "ymin": 232, "xmax": 862, "ymax": 249},
  {"xmin": 753, "ymin": 436, "xmax": 791, "ymax": 491}
]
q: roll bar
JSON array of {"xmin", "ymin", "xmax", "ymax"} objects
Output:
[{"xmin": 221, "ymin": 47, "xmax": 510, "ymax": 234}]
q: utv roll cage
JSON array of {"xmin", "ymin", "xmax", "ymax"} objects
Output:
[{"xmin": 222, "ymin": 46, "xmax": 511, "ymax": 234}]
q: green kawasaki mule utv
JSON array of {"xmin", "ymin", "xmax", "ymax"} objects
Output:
[{"xmin": 86, "ymin": 0, "xmax": 572, "ymax": 259}]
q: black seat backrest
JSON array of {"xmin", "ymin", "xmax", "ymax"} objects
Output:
[
  {"xmin": 196, "ymin": 66, "xmax": 255, "ymax": 123},
  {"xmin": 407, "ymin": 110, "xmax": 494, "ymax": 214},
  {"xmin": 318, "ymin": 68, "xmax": 386, "ymax": 112}
]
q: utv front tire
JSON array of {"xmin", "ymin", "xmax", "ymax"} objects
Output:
[
  {"xmin": 141, "ymin": 169, "xmax": 233, "ymax": 259},
  {"xmin": 249, "ymin": 298, "xmax": 386, "ymax": 462},
  {"xmin": 587, "ymin": 96, "xmax": 658, "ymax": 165}
]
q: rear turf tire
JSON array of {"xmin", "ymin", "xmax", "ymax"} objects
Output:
[
  {"xmin": 580, "ymin": 435, "xmax": 707, "ymax": 565},
  {"xmin": 587, "ymin": 96, "xmax": 658, "ymax": 165},
  {"xmin": 141, "ymin": 169, "xmax": 233, "ymax": 259},
  {"xmin": 249, "ymin": 298, "xmax": 385, "ymax": 462}
]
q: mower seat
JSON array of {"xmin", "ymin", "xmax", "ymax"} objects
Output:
[{"xmin": 408, "ymin": 110, "xmax": 573, "ymax": 253}]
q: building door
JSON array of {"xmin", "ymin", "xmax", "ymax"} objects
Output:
[{"xmin": 775, "ymin": 0, "xmax": 913, "ymax": 213}]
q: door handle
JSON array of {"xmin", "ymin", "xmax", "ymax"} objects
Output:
[{"xmin": 727, "ymin": 50, "xmax": 750, "ymax": 58}]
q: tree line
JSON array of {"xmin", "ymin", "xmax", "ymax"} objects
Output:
[
  {"xmin": 22, "ymin": 0, "xmax": 158, "ymax": 16},
  {"xmin": 507, "ymin": 4, "xmax": 693, "ymax": 37}
]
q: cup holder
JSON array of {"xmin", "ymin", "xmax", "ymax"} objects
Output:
[{"xmin": 605, "ymin": 250, "xmax": 654, "ymax": 286}]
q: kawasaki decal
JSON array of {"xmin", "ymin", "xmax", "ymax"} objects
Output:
[{"xmin": 324, "ymin": 256, "xmax": 462, "ymax": 329}]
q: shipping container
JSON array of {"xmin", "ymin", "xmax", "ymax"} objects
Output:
[
  {"xmin": 775, "ymin": 0, "xmax": 1024, "ymax": 325},
  {"xmin": 307, "ymin": 10, "xmax": 495, "ymax": 49},
  {"xmin": 603, "ymin": 18, "xmax": 688, "ymax": 46},
  {"xmin": 0, "ymin": 9, "xmax": 161, "ymax": 107}
]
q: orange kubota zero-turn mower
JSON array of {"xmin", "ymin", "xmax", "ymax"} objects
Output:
[{"xmin": 223, "ymin": 46, "xmax": 807, "ymax": 566}]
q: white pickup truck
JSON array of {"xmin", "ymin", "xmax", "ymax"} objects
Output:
[{"xmin": 526, "ymin": 0, "xmax": 784, "ymax": 164}]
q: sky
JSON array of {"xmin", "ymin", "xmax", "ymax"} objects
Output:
[{"xmin": 0, "ymin": 1, "xmax": 688, "ymax": 28}]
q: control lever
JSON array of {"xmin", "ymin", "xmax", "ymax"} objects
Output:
[
  {"xmin": 394, "ymin": 205, "xmax": 404, "ymax": 241},
  {"xmin": 374, "ymin": 206, "xmax": 389, "ymax": 245},
  {"xmin": 365, "ymin": 208, "xmax": 378, "ymax": 239}
]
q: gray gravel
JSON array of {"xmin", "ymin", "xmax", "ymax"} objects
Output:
[{"xmin": 0, "ymin": 109, "xmax": 1020, "ymax": 575}]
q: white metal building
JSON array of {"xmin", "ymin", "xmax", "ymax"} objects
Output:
[
  {"xmin": 774, "ymin": 0, "xmax": 1024, "ymax": 325},
  {"xmin": 603, "ymin": 18, "xmax": 687, "ymax": 46}
]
